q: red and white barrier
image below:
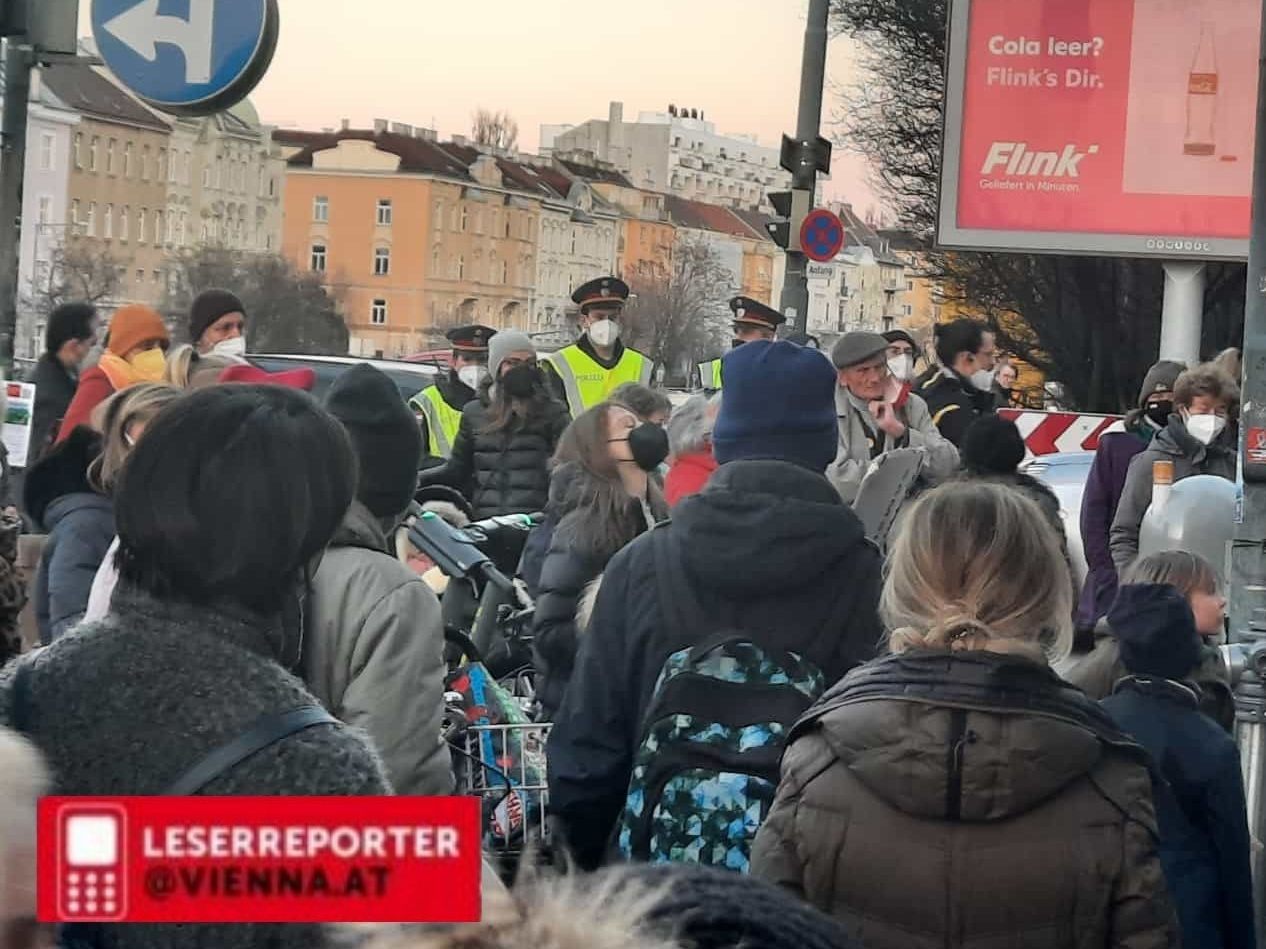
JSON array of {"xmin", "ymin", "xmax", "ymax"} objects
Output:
[{"xmin": 998, "ymin": 409, "xmax": 1122, "ymax": 457}]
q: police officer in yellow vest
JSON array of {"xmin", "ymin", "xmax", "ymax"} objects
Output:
[
  {"xmin": 697, "ymin": 296, "xmax": 787, "ymax": 392},
  {"xmin": 542, "ymin": 276, "xmax": 653, "ymax": 417},
  {"xmin": 409, "ymin": 324, "xmax": 496, "ymax": 467}
]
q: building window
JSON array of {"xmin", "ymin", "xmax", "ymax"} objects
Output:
[
  {"xmin": 456, "ymin": 255, "xmax": 464, "ymax": 280},
  {"xmin": 104, "ymin": 204, "xmax": 114, "ymax": 239},
  {"xmin": 89, "ymin": 137, "xmax": 99, "ymax": 172},
  {"xmin": 373, "ymin": 247, "xmax": 390, "ymax": 276},
  {"xmin": 371, "ymin": 299, "xmax": 387, "ymax": 325},
  {"xmin": 314, "ymin": 195, "xmax": 329, "ymax": 222},
  {"xmin": 459, "ymin": 206, "xmax": 468, "ymax": 232},
  {"xmin": 179, "ymin": 212, "xmax": 187, "ymax": 246},
  {"xmin": 311, "ymin": 243, "xmax": 327, "ymax": 272},
  {"xmin": 106, "ymin": 139, "xmax": 116, "ymax": 175},
  {"xmin": 136, "ymin": 269, "xmax": 144, "ymax": 286},
  {"xmin": 86, "ymin": 202, "xmax": 96, "ymax": 236},
  {"xmin": 37, "ymin": 195, "xmax": 51, "ymax": 225},
  {"xmin": 124, "ymin": 142, "xmax": 135, "ymax": 178},
  {"xmin": 155, "ymin": 211, "xmax": 164, "ymax": 245},
  {"xmin": 905, "ymin": 279, "xmax": 914, "ymax": 291},
  {"xmin": 39, "ymin": 132, "xmax": 54, "ymax": 171},
  {"xmin": 903, "ymin": 304, "xmax": 913, "ymax": 317},
  {"xmin": 141, "ymin": 146, "xmax": 150, "ymax": 180},
  {"xmin": 138, "ymin": 208, "xmax": 147, "ymax": 243},
  {"xmin": 73, "ymin": 133, "xmax": 82, "ymax": 169},
  {"xmin": 501, "ymin": 260, "xmax": 509, "ymax": 285},
  {"xmin": 432, "ymin": 247, "xmax": 440, "ymax": 273},
  {"xmin": 168, "ymin": 150, "xmax": 177, "ymax": 183},
  {"xmin": 474, "ymin": 210, "xmax": 482, "ymax": 234},
  {"xmin": 70, "ymin": 199, "xmax": 80, "ymax": 232},
  {"xmin": 120, "ymin": 206, "xmax": 129, "ymax": 240},
  {"xmin": 377, "ymin": 199, "xmax": 392, "ymax": 226},
  {"xmin": 505, "ymin": 214, "xmax": 512, "ymax": 238}
]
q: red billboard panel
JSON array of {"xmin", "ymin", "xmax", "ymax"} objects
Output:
[{"xmin": 938, "ymin": 0, "xmax": 1261, "ymax": 259}]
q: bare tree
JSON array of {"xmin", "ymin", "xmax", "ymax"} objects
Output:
[
  {"xmin": 30, "ymin": 240, "xmax": 124, "ymax": 315},
  {"xmin": 622, "ymin": 240, "xmax": 734, "ymax": 374},
  {"xmin": 164, "ymin": 247, "xmax": 349, "ymax": 355},
  {"xmin": 831, "ymin": 0, "xmax": 1246, "ymax": 412},
  {"xmin": 471, "ymin": 109, "xmax": 520, "ymax": 151}
]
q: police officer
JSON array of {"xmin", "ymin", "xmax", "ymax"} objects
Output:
[
  {"xmin": 543, "ymin": 277, "xmax": 653, "ymax": 417},
  {"xmin": 697, "ymin": 296, "xmax": 787, "ymax": 392},
  {"xmin": 409, "ymin": 324, "xmax": 496, "ymax": 465}
]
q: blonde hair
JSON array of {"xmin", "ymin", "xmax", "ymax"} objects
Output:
[
  {"xmin": 163, "ymin": 344, "xmax": 239, "ymax": 389},
  {"xmin": 883, "ymin": 481, "xmax": 1074, "ymax": 663},
  {"xmin": 1124, "ymin": 549, "xmax": 1220, "ymax": 596},
  {"xmin": 343, "ymin": 869, "xmax": 677, "ymax": 949},
  {"xmin": 88, "ymin": 383, "xmax": 182, "ymax": 494}
]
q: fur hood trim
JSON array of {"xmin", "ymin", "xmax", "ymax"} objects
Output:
[
  {"xmin": 336, "ymin": 868, "xmax": 679, "ymax": 949},
  {"xmin": 576, "ymin": 576, "xmax": 603, "ymax": 636}
]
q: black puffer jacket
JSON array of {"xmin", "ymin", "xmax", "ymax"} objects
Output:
[
  {"xmin": 547, "ymin": 459, "xmax": 883, "ymax": 868},
  {"xmin": 532, "ymin": 462, "xmax": 668, "ymax": 717},
  {"xmin": 417, "ymin": 393, "xmax": 570, "ymax": 519}
]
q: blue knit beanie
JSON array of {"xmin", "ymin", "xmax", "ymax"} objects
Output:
[{"xmin": 712, "ymin": 339, "xmax": 838, "ymax": 473}]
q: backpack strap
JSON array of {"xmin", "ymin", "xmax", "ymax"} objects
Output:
[
  {"xmin": 10, "ymin": 655, "xmax": 32, "ymax": 735},
  {"xmin": 165, "ymin": 706, "xmax": 337, "ymax": 796}
]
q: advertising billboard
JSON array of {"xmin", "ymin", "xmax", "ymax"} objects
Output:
[{"xmin": 939, "ymin": 0, "xmax": 1261, "ymax": 260}]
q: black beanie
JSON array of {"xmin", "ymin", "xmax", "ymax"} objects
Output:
[
  {"xmin": 1109, "ymin": 583, "xmax": 1204, "ymax": 681},
  {"xmin": 189, "ymin": 289, "xmax": 246, "ymax": 345},
  {"xmin": 961, "ymin": 414, "xmax": 1026, "ymax": 475},
  {"xmin": 324, "ymin": 365, "xmax": 421, "ymax": 519},
  {"xmin": 593, "ymin": 865, "xmax": 859, "ymax": 949}
]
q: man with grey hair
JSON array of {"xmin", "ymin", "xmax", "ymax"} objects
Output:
[
  {"xmin": 828, "ymin": 332, "xmax": 959, "ymax": 503},
  {"xmin": 665, "ymin": 393, "xmax": 721, "ymax": 506}
]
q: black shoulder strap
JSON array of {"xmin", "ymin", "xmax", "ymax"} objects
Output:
[{"xmin": 165, "ymin": 706, "xmax": 337, "ymax": 796}]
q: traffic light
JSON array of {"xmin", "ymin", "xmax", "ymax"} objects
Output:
[{"xmin": 766, "ymin": 189, "xmax": 812, "ymax": 252}]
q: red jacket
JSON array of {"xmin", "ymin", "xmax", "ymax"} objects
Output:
[
  {"xmin": 55, "ymin": 367, "xmax": 116, "ymax": 443},
  {"xmin": 665, "ymin": 450, "xmax": 718, "ymax": 507}
]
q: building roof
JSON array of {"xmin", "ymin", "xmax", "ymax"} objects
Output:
[
  {"xmin": 664, "ymin": 195, "xmax": 763, "ymax": 240},
  {"xmin": 556, "ymin": 158, "xmax": 634, "ymax": 188},
  {"xmin": 281, "ymin": 129, "xmax": 473, "ymax": 180},
  {"xmin": 730, "ymin": 209, "xmax": 777, "ymax": 244},
  {"xmin": 40, "ymin": 63, "xmax": 169, "ymax": 133},
  {"xmin": 837, "ymin": 204, "xmax": 904, "ymax": 266}
]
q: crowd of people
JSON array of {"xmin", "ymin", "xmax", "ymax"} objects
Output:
[{"xmin": 0, "ymin": 280, "xmax": 1255, "ymax": 949}]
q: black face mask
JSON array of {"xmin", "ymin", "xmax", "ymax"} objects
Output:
[
  {"xmin": 614, "ymin": 423, "xmax": 670, "ymax": 473},
  {"xmin": 731, "ymin": 338, "xmax": 745, "ymax": 350},
  {"xmin": 501, "ymin": 364, "xmax": 542, "ymax": 399},
  {"xmin": 1145, "ymin": 400, "xmax": 1174, "ymax": 427}
]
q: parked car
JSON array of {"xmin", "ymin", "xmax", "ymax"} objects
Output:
[
  {"xmin": 246, "ymin": 354, "xmax": 440, "ymax": 402},
  {"xmin": 1022, "ymin": 451, "xmax": 1093, "ymax": 590}
]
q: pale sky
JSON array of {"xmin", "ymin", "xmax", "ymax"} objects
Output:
[{"xmin": 81, "ymin": 0, "xmax": 882, "ymax": 215}]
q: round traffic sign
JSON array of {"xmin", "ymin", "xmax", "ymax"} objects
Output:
[
  {"xmin": 92, "ymin": 0, "xmax": 280, "ymax": 116},
  {"xmin": 800, "ymin": 209, "xmax": 845, "ymax": 263}
]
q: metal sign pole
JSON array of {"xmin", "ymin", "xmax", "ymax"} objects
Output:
[
  {"xmin": 1230, "ymin": 1, "xmax": 1266, "ymax": 940},
  {"xmin": 0, "ymin": 37, "xmax": 33, "ymax": 376}
]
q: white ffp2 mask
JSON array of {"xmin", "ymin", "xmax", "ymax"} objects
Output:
[
  {"xmin": 457, "ymin": 365, "xmax": 488, "ymax": 390},
  {"xmin": 588, "ymin": 319, "xmax": 620, "ymax": 348},
  {"xmin": 1185, "ymin": 413, "xmax": 1227, "ymax": 445},
  {"xmin": 887, "ymin": 355, "xmax": 913, "ymax": 382},
  {"xmin": 212, "ymin": 336, "xmax": 247, "ymax": 358}
]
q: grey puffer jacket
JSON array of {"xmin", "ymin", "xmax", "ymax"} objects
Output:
[
  {"xmin": 1, "ymin": 583, "xmax": 390, "ymax": 949},
  {"xmin": 1109, "ymin": 416, "xmax": 1236, "ymax": 572},
  {"xmin": 304, "ymin": 500, "xmax": 453, "ymax": 795}
]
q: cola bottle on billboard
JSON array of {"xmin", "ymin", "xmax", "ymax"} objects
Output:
[{"xmin": 1184, "ymin": 22, "xmax": 1218, "ymax": 156}]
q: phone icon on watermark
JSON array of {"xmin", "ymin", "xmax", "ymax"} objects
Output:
[{"xmin": 57, "ymin": 805, "xmax": 127, "ymax": 921}]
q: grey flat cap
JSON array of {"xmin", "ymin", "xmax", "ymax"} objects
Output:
[{"xmin": 832, "ymin": 331, "xmax": 890, "ymax": 369}]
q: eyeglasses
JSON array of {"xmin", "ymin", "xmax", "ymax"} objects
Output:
[{"xmin": 500, "ymin": 357, "xmax": 538, "ymax": 370}]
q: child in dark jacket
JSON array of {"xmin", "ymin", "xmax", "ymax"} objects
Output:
[{"xmin": 1102, "ymin": 583, "xmax": 1254, "ymax": 949}]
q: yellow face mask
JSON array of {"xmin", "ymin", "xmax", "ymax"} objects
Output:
[{"xmin": 129, "ymin": 347, "xmax": 167, "ymax": 382}]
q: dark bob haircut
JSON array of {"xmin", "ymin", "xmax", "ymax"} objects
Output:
[
  {"xmin": 46, "ymin": 302, "xmax": 97, "ymax": 355},
  {"xmin": 114, "ymin": 384, "xmax": 355, "ymax": 615},
  {"xmin": 933, "ymin": 319, "xmax": 986, "ymax": 369}
]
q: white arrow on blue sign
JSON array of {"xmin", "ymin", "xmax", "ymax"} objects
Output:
[{"xmin": 92, "ymin": 0, "xmax": 280, "ymax": 116}]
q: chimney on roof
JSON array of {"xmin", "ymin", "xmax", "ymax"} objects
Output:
[
  {"xmin": 373, "ymin": 118, "xmax": 388, "ymax": 134},
  {"xmin": 609, "ymin": 101, "xmax": 625, "ymax": 158},
  {"xmin": 690, "ymin": 108, "xmax": 699, "ymax": 120},
  {"xmin": 340, "ymin": 118, "xmax": 350, "ymax": 131},
  {"xmin": 452, "ymin": 134, "xmax": 468, "ymax": 147},
  {"xmin": 415, "ymin": 128, "xmax": 437, "ymax": 142},
  {"xmin": 391, "ymin": 122, "xmax": 413, "ymax": 136},
  {"xmin": 668, "ymin": 104, "xmax": 677, "ymax": 117}
]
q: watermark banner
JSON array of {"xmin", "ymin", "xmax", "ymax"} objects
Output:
[{"xmin": 37, "ymin": 796, "xmax": 480, "ymax": 924}]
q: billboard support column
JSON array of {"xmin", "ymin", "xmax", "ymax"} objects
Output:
[
  {"xmin": 1158, "ymin": 261, "xmax": 1206, "ymax": 367},
  {"xmin": 1231, "ymin": 1, "xmax": 1266, "ymax": 942}
]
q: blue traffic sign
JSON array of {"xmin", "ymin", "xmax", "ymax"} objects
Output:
[{"xmin": 92, "ymin": 0, "xmax": 280, "ymax": 116}]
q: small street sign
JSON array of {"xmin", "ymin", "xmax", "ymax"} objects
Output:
[{"xmin": 800, "ymin": 208, "xmax": 845, "ymax": 263}]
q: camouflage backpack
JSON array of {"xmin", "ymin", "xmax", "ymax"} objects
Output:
[{"xmin": 615, "ymin": 530, "xmax": 827, "ymax": 872}]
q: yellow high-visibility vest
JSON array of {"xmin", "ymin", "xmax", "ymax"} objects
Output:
[
  {"xmin": 698, "ymin": 358, "xmax": 723, "ymax": 391},
  {"xmin": 409, "ymin": 385, "xmax": 464, "ymax": 458},
  {"xmin": 545, "ymin": 344, "xmax": 652, "ymax": 417}
]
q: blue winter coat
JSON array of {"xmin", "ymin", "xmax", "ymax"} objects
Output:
[
  {"xmin": 35, "ymin": 492, "xmax": 114, "ymax": 643},
  {"xmin": 1102, "ymin": 678, "xmax": 1255, "ymax": 949}
]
